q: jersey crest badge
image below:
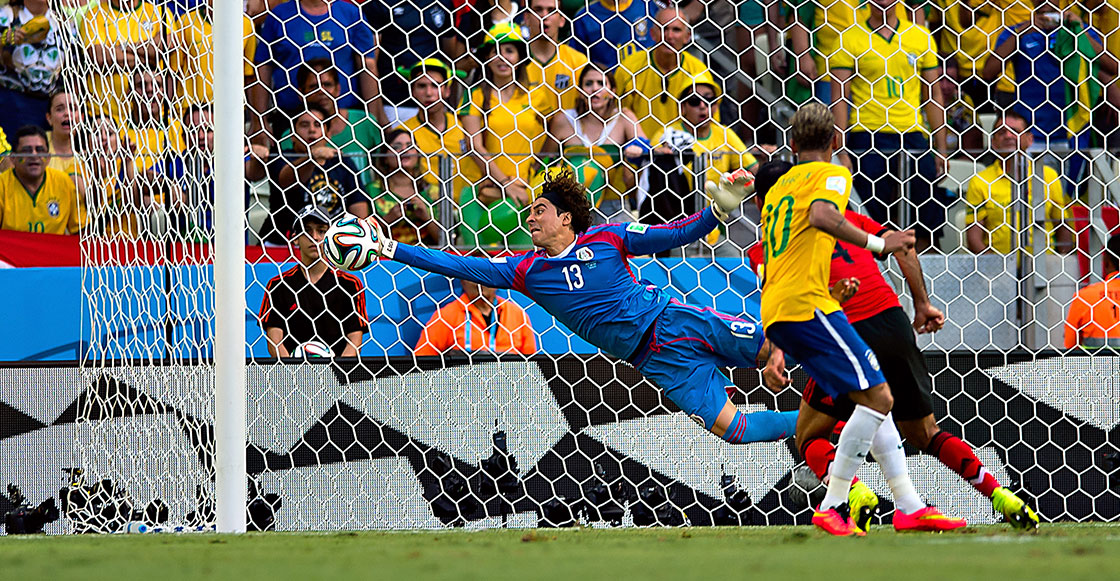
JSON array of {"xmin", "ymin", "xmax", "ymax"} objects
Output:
[
  {"xmin": 626, "ymin": 223, "xmax": 649, "ymax": 234},
  {"xmin": 47, "ymin": 199, "xmax": 60, "ymax": 217},
  {"xmin": 555, "ymin": 74, "xmax": 571, "ymax": 90},
  {"xmin": 906, "ymin": 53, "xmax": 918, "ymax": 68},
  {"xmin": 576, "ymin": 247, "xmax": 594, "ymax": 261},
  {"xmin": 635, "ymin": 18, "xmax": 649, "ymax": 37}
]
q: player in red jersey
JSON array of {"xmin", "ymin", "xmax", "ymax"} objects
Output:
[{"xmin": 750, "ymin": 160, "xmax": 1039, "ymax": 533}]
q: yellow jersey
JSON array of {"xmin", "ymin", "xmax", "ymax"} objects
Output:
[
  {"xmin": 943, "ymin": 0, "xmax": 1029, "ymax": 78},
  {"xmin": 830, "ymin": 19, "xmax": 939, "ymax": 134},
  {"xmin": 526, "ymin": 44, "xmax": 589, "ymax": 112},
  {"xmin": 759, "ymin": 161, "xmax": 852, "ymax": 326},
  {"xmin": 964, "ymin": 162, "xmax": 1071, "ymax": 254},
  {"xmin": 0, "ymin": 167, "xmax": 86, "ymax": 234},
  {"xmin": 1090, "ymin": 0, "xmax": 1120, "ymax": 86},
  {"xmin": 47, "ymin": 135, "xmax": 77, "ymax": 180},
  {"xmin": 401, "ymin": 111, "xmax": 482, "ymax": 202},
  {"xmin": 460, "ymin": 83, "xmax": 557, "ymax": 185},
  {"xmin": 0, "ymin": 126, "xmax": 9, "ymax": 156},
  {"xmin": 803, "ymin": 0, "xmax": 912, "ymax": 77},
  {"xmin": 171, "ymin": 9, "xmax": 257, "ymax": 109},
  {"xmin": 614, "ymin": 49, "xmax": 720, "ymax": 139},
  {"xmin": 650, "ymin": 121, "xmax": 758, "ymax": 188},
  {"xmin": 125, "ymin": 119, "xmax": 185, "ymax": 174},
  {"xmin": 79, "ymin": 0, "xmax": 171, "ymax": 120}
]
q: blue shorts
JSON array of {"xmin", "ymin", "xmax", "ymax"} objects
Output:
[
  {"xmin": 765, "ymin": 309, "xmax": 886, "ymax": 399},
  {"xmin": 632, "ymin": 301, "xmax": 765, "ymax": 430}
]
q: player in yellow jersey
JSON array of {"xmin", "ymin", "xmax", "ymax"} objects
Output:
[
  {"xmin": 761, "ymin": 103, "xmax": 964, "ymax": 536},
  {"xmin": 0, "ymin": 126, "xmax": 85, "ymax": 234}
]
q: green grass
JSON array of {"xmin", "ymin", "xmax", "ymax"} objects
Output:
[{"xmin": 2, "ymin": 524, "xmax": 1119, "ymax": 580}]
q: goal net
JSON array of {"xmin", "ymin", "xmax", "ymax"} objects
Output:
[{"xmin": 38, "ymin": 0, "xmax": 1118, "ymax": 533}]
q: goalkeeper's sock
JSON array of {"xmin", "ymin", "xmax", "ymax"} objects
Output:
[
  {"xmin": 722, "ymin": 410, "xmax": 797, "ymax": 444},
  {"xmin": 820, "ymin": 405, "xmax": 885, "ymax": 510},
  {"xmin": 926, "ymin": 430, "xmax": 1000, "ymax": 498},
  {"xmin": 869, "ymin": 415, "xmax": 924, "ymax": 514},
  {"xmin": 800, "ymin": 437, "xmax": 863, "ymax": 488}
]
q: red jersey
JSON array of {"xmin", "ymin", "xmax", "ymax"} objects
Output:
[{"xmin": 748, "ymin": 210, "xmax": 900, "ymax": 323}]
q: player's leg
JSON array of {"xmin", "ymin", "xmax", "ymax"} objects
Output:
[
  {"xmin": 854, "ymin": 308, "xmax": 1021, "ymax": 528},
  {"xmin": 766, "ymin": 309, "xmax": 890, "ymax": 535},
  {"xmin": 634, "ymin": 305, "xmax": 796, "ymax": 443}
]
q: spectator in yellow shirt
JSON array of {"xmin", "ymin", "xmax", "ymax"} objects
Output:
[
  {"xmin": 965, "ymin": 111, "xmax": 1073, "ymax": 254},
  {"xmin": 170, "ymin": 3, "xmax": 257, "ymax": 110},
  {"xmin": 76, "ymin": 114, "xmax": 141, "ymax": 238},
  {"xmin": 0, "ymin": 125, "xmax": 85, "ymax": 234},
  {"xmin": 124, "ymin": 69, "xmax": 184, "ymax": 174},
  {"xmin": 524, "ymin": 0, "xmax": 589, "ymax": 111},
  {"xmin": 79, "ymin": 0, "xmax": 170, "ymax": 121},
  {"xmin": 45, "ymin": 91, "xmax": 78, "ymax": 180},
  {"xmin": 397, "ymin": 59, "xmax": 481, "ymax": 200},
  {"xmin": 460, "ymin": 23, "xmax": 557, "ymax": 207},
  {"xmin": 614, "ymin": 7, "xmax": 719, "ymax": 139}
]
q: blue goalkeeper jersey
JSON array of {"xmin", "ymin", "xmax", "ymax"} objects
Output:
[{"xmin": 392, "ymin": 208, "xmax": 720, "ymax": 359}]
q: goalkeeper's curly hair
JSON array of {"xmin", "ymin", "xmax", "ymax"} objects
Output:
[{"xmin": 542, "ymin": 169, "xmax": 593, "ymax": 235}]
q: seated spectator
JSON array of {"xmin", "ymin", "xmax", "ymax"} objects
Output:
[
  {"xmin": 965, "ymin": 111, "xmax": 1073, "ymax": 254},
  {"xmin": 414, "ymin": 277, "xmax": 536, "ymax": 355},
  {"xmin": 277, "ymin": 59, "xmax": 382, "ymax": 196},
  {"xmin": 152, "ymin": 104, "xmax": 268, "ymax": 242},
  {"xmin": 444, "ymin": 0, "xmax": 517, "ymax": 74},
  {"xmin": 0, "ymin": 125, "xmax": 9, "ymax": 172},
  {"xmin": 269, "ymin": 105, "xmax": 372, "ymax": 243},
  {"xmin": 572, "ymin": 0, "xmax": 662, "ymax": 68},
  {"xmin": 0, "ymin": 0, "xmax": 63, "ymax": 137},
  {"xmin": 77, "ymin": 114, "xmax": 141, "ymax": 238},
  {"xmin": 124, "ymin": 69, "xmax": 183, "ymax": 174},
  {"xmin": 397, "ymin": 59, "xmax": 481, "ymax": 201},
  {"xmin": 259, "ymin": 204, "xmax": 369, "ymax": 358},
  {"xmin": 982, "ymin": 0, "xmax": 1116, "ymax": 148},
  {"xmin": 371, "ymin": 128, "xmax": 441, "ymax": 246},
  {"xmin": 250, "ymin": 0, "xmax": 383, "ymax": 144},
  {"xmin": 615, "ymin": 8, "xmax": 718, "ymax": 140},
  {"xmin": 362, "ymin": 0, "xmax": 453, "ymax": 107},
  {"xmin": 941, "ymin": 57, "xmax": 983, "ymax": 158},
  {"xmin": 79, "ymin": 0, "xmax": 169, "ymax": 121},
  {"xmin": 1065, "ymin": 233, "xmax": 1120, "ymax": 348},
  {"xmin": 45, "ymin": 90, "xmax": 79, "ymax": 180},
  {"xmin": 460, "ymin": 23, "xmax": 557, "ymax": 207},
  {"xmin": 0, "ymin": 125, "xmax": 85, "ymax": 234},
  {"xmin": 170, "ymin": 1, "xmax": 257, "ymax": 110},
  {"xmin": 650, "ymin": 81, "xmax": 758, "ymax": 189},
  {"xmin": 456, "ymin": 176, "xmax": 533, "ymax": 250},
  {"xmin": 831, "ymin": 0, "xmax": 946, "ymax": 251},
  {"xmin": 524, "ymin": 0, "xmax": 589, "ymax": 111},
  {"xmin": 549, "ymin": 63, "xmax": 647, "ymax": 222}
]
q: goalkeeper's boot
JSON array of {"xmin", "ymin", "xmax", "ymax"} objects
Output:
[
  {"xmin": 892, "ymin": 506, "xmax": 967, "ymax": 532},
  {"xmin": 848, "ymin": 480, "xmax": 879, "ymax": 534},
  {"xmin": 813, "ymin": 503, "xmax": 865, "ymax": 537},
  {"xmin": 991, "ymin": 487, "xmax": 1040, "ymax": 531}
]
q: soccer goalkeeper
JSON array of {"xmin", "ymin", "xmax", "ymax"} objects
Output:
[{"xmin": 360, "ymin": 169, "xmax": 797, "ymax": 444}]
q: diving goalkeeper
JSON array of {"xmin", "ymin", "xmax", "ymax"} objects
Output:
[{"xmin": 361, "ymin": 169, "xmax": 797, "ymax": 444}]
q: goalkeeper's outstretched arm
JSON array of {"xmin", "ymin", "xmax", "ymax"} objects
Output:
[
  {"xmin": 381, "ymin": 238, "xmax": 521, "ymax": 290},
  {"xmin": 622, "ymin": 170, "xmax": 757, "ymax": 255}
]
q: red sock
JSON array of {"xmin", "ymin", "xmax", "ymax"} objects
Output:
[
  {"xmin": 800, "ymin": 437, "xmax": 861, "ymax": 486},
  {"xmin": 926, "ymin": 430, "xmax": 1000, "ymax": 498}
]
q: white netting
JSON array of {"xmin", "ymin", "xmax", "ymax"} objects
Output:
[{"xmin": 13, "ymin": 0, "xmax": 1111, "ymax": 532}]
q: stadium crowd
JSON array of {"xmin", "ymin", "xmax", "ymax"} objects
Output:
[{"xmin": 1, "ymin": 0, "xmax": 1119, "ymax": 348}]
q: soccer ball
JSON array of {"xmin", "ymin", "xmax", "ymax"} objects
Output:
[
  {"xmin": 323, "ymin": 215, "xmax": 379, "ymax": 271},
  {"xmin": 291, "ymin": 341, "xmax": 333, "ymax": 358}
]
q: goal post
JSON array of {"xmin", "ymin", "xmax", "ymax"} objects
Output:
[{"xmin": 213, "ymin": 0, "xmax": 248, "ymax": 534}]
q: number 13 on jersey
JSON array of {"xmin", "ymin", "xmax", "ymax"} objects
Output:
[{"xmin": 563, "ymin": 264, "xmax": 584, "ymax": 290}]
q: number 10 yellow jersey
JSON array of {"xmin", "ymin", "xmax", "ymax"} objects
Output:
[{"xmin": 759, "ymin": 161, "xmax": 853, "ymax": 327}]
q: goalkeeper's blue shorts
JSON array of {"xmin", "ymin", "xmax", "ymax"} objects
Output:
[{"xmin": 630, "ymin": 300, "xmax": 765, "ymax": 430}]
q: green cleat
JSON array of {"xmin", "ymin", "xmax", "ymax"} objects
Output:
[
  {"xmin": 848, "ymin": 480, "xmax": 879, "ymax": 534},
  {"xmin": 991, "ymin": 487, "xmax": 1040, "ymax": 531}
]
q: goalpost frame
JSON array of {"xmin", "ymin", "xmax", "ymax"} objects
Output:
[{"xmin": 213, "ymin": 0, "xmax": 248, "ymax": 533}]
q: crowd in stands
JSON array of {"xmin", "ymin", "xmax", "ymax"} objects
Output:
[{"xmin": 2, "ymin": 0, "xmax": 1120, "ymax": 351}]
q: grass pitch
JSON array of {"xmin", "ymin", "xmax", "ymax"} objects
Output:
[{"xmin": 2, "ymin": 524, "xmax": 1118, "ymax": 580}]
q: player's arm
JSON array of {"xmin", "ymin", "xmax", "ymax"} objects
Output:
[
  {"xmin": 372, "ymin": 218, "xmax": 519, "ymax": 289},
  {"xmin": 264, "ymin": 327, "xmax": 289, "ymax": 358},
  {"xmin": 621, "ymin": 207, "xmax": 722, "ymax": 255},
  {"xmin": 809, "ymin": 200, "xmax": 915, "ymax": 253},
  {"xmin": 894, "ymin": 246, "xmax": 944, "ymax": 334}
]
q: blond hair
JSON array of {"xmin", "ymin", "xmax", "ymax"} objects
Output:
[{"xmin": 790, "ymin": 102, "xmax": 835, "ymax": 152}]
